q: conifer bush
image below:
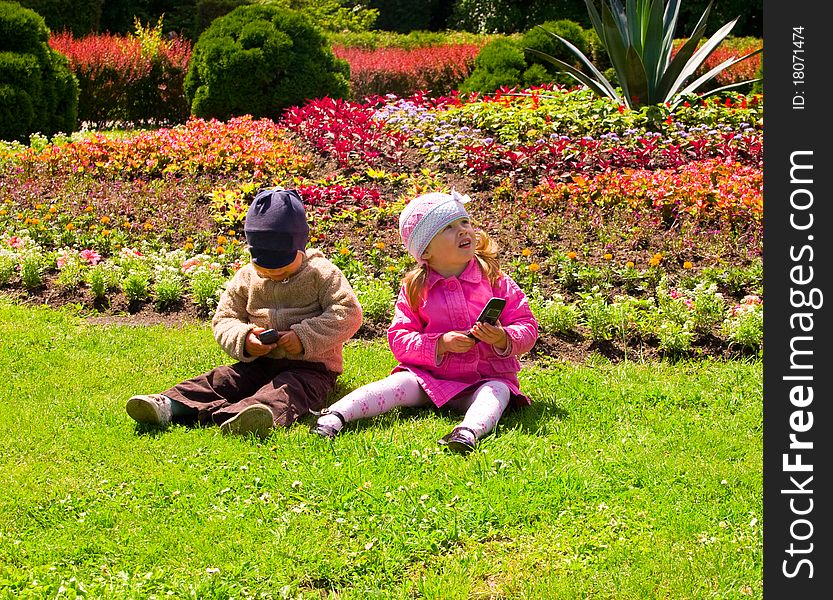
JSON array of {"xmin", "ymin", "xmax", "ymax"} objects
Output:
[
  {"xmin": 0, "ymin": 0, "xmax": 78, "ymax": 142},
  {"xmin": 458, "ymin": 37, "xmax": 526, "ymax": 94},
  {"xmin": 185, "ymin": 4, "xmax": 350, "ymax": 121}
]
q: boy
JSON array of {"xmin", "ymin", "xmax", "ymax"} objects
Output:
[{"xmin": 126, "ymin": 188, "xmax": 363, "ymax": 438}]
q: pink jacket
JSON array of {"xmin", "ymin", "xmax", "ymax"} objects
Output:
[{"xmin": 387, "ymin": 258, "xmax": 539, "ymax": 408}]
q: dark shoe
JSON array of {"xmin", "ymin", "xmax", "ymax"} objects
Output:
[
  {"xmin": 439, "ymin": 426, "xmax": 477, "ymax": 455},
  {"xmin": 126, "ymin": 394, "xmax": 172, "ymax": 426},
  {"xmin": 220, "ymin": 404, "xmax": 273, "ymax": 439},
  {"xmin": 309, "ymin": 408, "xmax": 346, "ymax": 439}
]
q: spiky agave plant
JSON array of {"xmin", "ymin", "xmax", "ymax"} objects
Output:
[{"xmin": 526, "ymin": 0, "xmax": 762, "ymax": 109}]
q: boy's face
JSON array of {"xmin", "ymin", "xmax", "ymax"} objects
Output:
[{"xmin": 253, "ymin": 251, "xmax": 304, "ymax": 281}]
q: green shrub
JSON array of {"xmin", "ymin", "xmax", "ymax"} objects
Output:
[
  {"xmin": 194, "ymin": 0, "xmax": 249, "ymax": 39},
  {"xmin": 185, "ymin": 3, "xmax": 351, "ymax": 120},
  {"xmin": 459, "ymin": 37, "xmax": 525, "ymax": 94},
  {"xmin": 0, "ymin": 1, "xmax": 79, "ymax": 142},
  {"xmin": 522, "ymin": 19, "xmax": 588, "ymax": 86}
]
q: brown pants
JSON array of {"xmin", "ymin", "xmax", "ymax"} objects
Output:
[{"xmin": 163, "ymin": 358, "xmax": 338, "ymax": 428}]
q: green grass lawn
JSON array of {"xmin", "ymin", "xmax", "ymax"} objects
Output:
[{"xmin": 0, "ymin": 298, "xmax": 762, "ymax": 599}]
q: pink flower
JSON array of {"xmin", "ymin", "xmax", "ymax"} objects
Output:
[
  {"xmin": 8, "ymin": 236, "xmax": 23, "ymax": 249},
  {"xmin": 56, "ymin": 254, "xmax": 69, "ymax": 269},
  {"xmin": 180, "ymin": 257, "xmax": 202, "ymax": 274},
  {"xmin": 741, "ymin": 294, "xmax": 762, "ymax": 305},
  {"xmin": 79, "ymin": 249, "xmax": 101, "ymax": 265}
]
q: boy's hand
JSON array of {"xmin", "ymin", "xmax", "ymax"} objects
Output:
[
  {"xmin": 276, "ymin": 330, "xmax": 303, "ymax": 355},
  {"xmin": 437, "ymin": 331, "xmax": 477, "ymax": 356},
  {"xmin": 246, "ymin": 327, "xmax": 276, "ymax": 357},
  {"xmin": 470, "ymin": 322, "xmax": 509, "ymax": 352}
]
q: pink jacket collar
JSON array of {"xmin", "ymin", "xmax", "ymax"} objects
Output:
[{"xmin": 425, "ymin": 258, "xmax": 483, "ymax": 289}]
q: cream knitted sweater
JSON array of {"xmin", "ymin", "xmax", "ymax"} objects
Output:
[{"xmin": 211, "ymin": 249, "xmax": 363, "ymax": 374}]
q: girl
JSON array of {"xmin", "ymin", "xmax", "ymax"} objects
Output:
[{"xmin": 312, "ymin": 190, "xmax": 539, "ymax": 453}]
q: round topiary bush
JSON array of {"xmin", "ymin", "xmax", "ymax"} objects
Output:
[
  {"xmin": 458, "ymin": 37, "xmax": 526, "ymax": 94},
  {"xmin": 522, "ymin": 19, "xmax": 590, "ymax": 87},
  {"xmin": 185, "ymin": 4, "xmax": 350, "ymax": 121},
  {"xmin": 0, "ymin": 0, "xmax": 78, "ymax": 142}
]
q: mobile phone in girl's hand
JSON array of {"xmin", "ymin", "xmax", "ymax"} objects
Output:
[
  {"xmin": 467, "ymin": 297, "xmax": 506, "ymax": 339},
  {"xmin": 257, "ymin": 329, "xmax": 279, "ymax": 344}
]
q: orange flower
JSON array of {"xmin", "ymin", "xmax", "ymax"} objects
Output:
[
  {"xmin": 521, "ymin": 248, "xmax": 532, "ymax": 257},
  {"xmin": 567, "ymin": 251, "xmax": 577, "ymax": 260},
  {"xmin": 603, "ymin": 253, "xmax": 613, "ymax": 260},
  {"xmin": 217, "ymin": 235, "xmax": 228, "ymax": 245},
  {"xmin": 100, "ymin": 215, "xmax": 110, "ymax": 225},
  {"xmin": 626, "ymin": 261, "xmax": 635, "ymax": 268},
  {"xmin": 339, "ymin": 247, "xmax": 350, "ymax": 256},
  {"xmin": 683, "ymin": 261, "xmax": 693, "ymax": 269},
  {"xmin": 373, "ymin": 242, "xmax": 385, "ymax": 250},
  {"xmin": 648, "ymin": 256, "xmax": 661, "ymax": 267},
  {"xmin": 65, "ymin": 222, "xmax": 75, "ymax": 231},
  {"xmin": 528, "ymin": 263, "xmax": 541, "ymax": 272}
]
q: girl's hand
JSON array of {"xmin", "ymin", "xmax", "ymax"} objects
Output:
[
  {"xmin": 470, "ymin": 322, "xmax": 509, "ymax": 352},
  {"xmin": 437, "ymin": 330, "xmax": 477, "ymax": 356},
  {"xmin": 245, "ymin": 327, "xmax": 276, "ymax": 357}
]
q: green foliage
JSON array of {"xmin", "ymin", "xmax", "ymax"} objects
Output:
[
  {"xmin": 188, "ymin": 267, "xmax": 226, "ymax": 314},
  {"xmin": 350, "ymin": 274, "xmax": 394, "ymax": 324},
  {"xmin": 722, "ymin": 302, "xmax": 762, "ymax": 351},
  {"xmin": 185, "ymin": 3, "xmax": 351, "ymax": 120},
  {"xmin": 16, "ymin": 0, "xmax": 103, "ymax": 36},
  {"xmin": 521, "ymin": 19, "xmax": 588, "ymax": 86},
  {"xmin": 450, "ymin": 0, "xmax": 590, "ymax": 34},
  {"xmin": 528, "ymin": 0, "xmax": 762, "ymax": 109},
  {"xmin": 152, "ymin": 266, "xmax": 186, "ymax": 310},
  {"xmin": 122, "ymin": 270, "xmax": 150, "ymax": 305},
  {"xmin": 458, "ymin": 37, "xmax": 525, "ymax": 94},
  {"xmin": 86, "ymin": 263, "xmax": 117, "ymax": 301},
  {"xmin": 19, "ymin": 252, "xmax": 44, "ymax": 289},
  {"xmin": 529, "ymin": 293, "xmax": 578, "ymax": 335},
  {"xmin": 0, "ymin": 251, "xmax": 16, "ymax": 284},
  {"xmin": 0, "ymin": 0, "xmax": 79, "ymax": 142},
  {"xmin": 329, "ymin": 28, "xmax": 493, "ymax": 49}
]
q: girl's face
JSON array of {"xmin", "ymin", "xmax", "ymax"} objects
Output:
[
  {"xmin": 253, "ymin": 251, "xmax": 304, "ymax": 281},
  {"xmin": 421, "ymin": 217, "xmax": 476, "ymax": 274}
]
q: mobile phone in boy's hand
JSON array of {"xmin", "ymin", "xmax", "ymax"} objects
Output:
[
  {"xmin": 257, "ymin": 329, "xmax": 279, "ymax": 344},
  {"xmin": 467, "ymin": 297, "xmax": 506, "ymax": 339}
]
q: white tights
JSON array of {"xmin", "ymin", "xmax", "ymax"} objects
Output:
[{"xmin": 317, "ymin": 371, "xmax": 511, "ymax": 440}]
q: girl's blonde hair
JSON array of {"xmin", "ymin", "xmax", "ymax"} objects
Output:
[{"xmin": 402, "ymin": 227, "xmax": 501, "ymax": 310}]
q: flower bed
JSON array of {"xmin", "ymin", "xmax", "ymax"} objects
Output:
[{"xmin": 0, "ymin": 86, "xmax": 763, "ymax": 360}]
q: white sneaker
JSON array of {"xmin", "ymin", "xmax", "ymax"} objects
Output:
[
  {"xmin": 219, "ymin": 404, "xmax": 274, "ymax": 439},
  {"xmin": 126, "ymin": 394, "xmax": 172, "ymax": 425}
]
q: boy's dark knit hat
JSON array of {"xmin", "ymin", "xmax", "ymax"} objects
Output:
[{"xmin": 244, "ymin": 188, "xmax": 309, "ymax": 269}]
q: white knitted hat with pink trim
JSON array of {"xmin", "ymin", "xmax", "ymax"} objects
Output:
[{"xmin": 398, "ymin": 190, "xmax": 471, "ymax": 263}]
